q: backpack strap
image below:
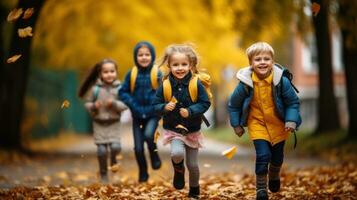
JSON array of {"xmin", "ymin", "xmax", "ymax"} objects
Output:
[
  {"xmin": 130, "ymin": 66, "xmax": 138, "ymax": 93},
  {"xmin": 163, "ymin": 79, "xmax": 172, "ymax": 102},
  {"xmin": 93, "ymin": 85, "xmax": 100, "ymax": 102},
  {"xmin": 188, "ymin": 75, "xmax": 199, "ymax": 102},
  {"xmin": 150, "ymin": 65, "xmax": 159, "ymax": 90}
]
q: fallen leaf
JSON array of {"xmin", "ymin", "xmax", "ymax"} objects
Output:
[
  {"xmin": 18, "ymin": 26, "xmax": 33, "ymax": 38},
  {"xmin": 222, "ymin": 146, "xmax": 237, "ymax": 159},
  {"xmin": 61, "ymin": 100, "xmax": 70, "ymax": 109},
  {"xmin": 23, "ymin": 8, "xmax": 34, "ymax": 19},
  {"xmin": 6, "ymin": 54, "xmax": 22, "ymax": 63},
  {"xmin": 154, "ymin": 131, "xmax": 160, "ymax": 143},
  {"xmin": 203, "ymin": 163, "xmax": 211, "ymax": 168},
  {"xmin": 7, "ymin": 8, "xmax": 23, "ymax": 22},
  {"xmin": 311, "ymin": 2, "xmax": 320, "ymax": 17}
]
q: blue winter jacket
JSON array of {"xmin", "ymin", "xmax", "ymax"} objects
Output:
[
  {"xmin": 119, "ymin": 41, "xmax": 162, "ymax": 119},
  {"xmin": 228, "ymin": 64, "xmax": 302, "ymax": 129},
  {"xmin": 153, "ymin": 72, "xmax": 211, "ymax": 133}
]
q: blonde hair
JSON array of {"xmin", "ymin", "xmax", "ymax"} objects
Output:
[
  {"xmin": 159, "ymin": 43, "xmax": 200, "ymax": 74},
  {"xmin": 246, "ymin": 42, "xmax": 274, "ymax": 62}
]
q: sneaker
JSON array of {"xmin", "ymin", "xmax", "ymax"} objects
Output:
[
  {"xmin": 188, "ymin": 186, "xmax": 200, "ymax": 199},
  {"xmin": 172, "ymin": 160, "xmax": 185, "ymax": 189},
  {"xmin": 256, "ymin": 189, "xmax": 268, "ymax": 200},
  {"xmin": 268, "ymin": 179, "xmax": 280, "ymax": 193}
]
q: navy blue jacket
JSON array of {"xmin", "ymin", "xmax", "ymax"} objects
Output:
[
  {"xmin": 153, "ymin": 72, "xmax": 211, "ymax": 133},
  {"xmin": 119, "ymin": 41, "xmax": 162, "ymax": 119}
]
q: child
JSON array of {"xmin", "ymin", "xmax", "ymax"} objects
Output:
[
  {"xmin": 78, "ymin": 58, "xmax": 128, "ymax": 183},
  {"xmin": 228, "ymin": 42, "xmax": 301, "ymax": 200},
  {"xmin": 153, "ymin": 44, "xmax": 211, "ymax": 199},
  {"xmin": 119, "ymin": 41, "xmax": 162, "ymax": 182}
]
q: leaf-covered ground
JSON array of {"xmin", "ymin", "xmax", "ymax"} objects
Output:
[{"xmin": 1, "ymin": 162, "xmax": 356, "ymax": 199}]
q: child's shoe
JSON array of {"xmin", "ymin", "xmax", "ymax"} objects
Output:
[
  {"xmin": 138, "ymin": 170, "xmax": 149, "ymax": 182},
  {"xmin": 256, "ymin": 189, "xmax": 268, "ymax": 200},
  {"xmin": 150, "ymin": 151, "xmax": 162, "ymax": 170},
  {"xmin": 268, "ymin": 164, "xmax": 281, "ymax": 193},
  {"xmin": 98, "ymin": 155, "xmax": 108, "ymax": 183},
  {"xmin": 172, "ymin": 160, "xmax": 185, "ymax": 189},
  {"xmin": 188, "ymin": 186, "xmax": 200, "ymax": 199}
]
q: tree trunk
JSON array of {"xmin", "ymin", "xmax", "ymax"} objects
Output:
[
  {"xmin": 0, "ymin": 0, "xmax": 45, "ymax": 149},
  {"xmin": 338, "ymin": 0, "xmax": 357, "ymax": 140},
  {"xmin": 311, "ymin": 0, "xmax": 341, "ymax": 133}
]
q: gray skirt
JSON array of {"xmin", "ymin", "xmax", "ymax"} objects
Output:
[{"xmin": 93, "ymin": 121, "xmax": 121, "ymax": 144}]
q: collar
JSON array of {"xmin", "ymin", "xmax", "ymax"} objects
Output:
[
  {"xmin": 169, "ymin": 72, "xmax": 192, "ymax": 87},
  {"xmin": 96, "ymin": 79, "xmax": 121, "ymax": 87},
  {"xmin": 252, "ymin": 71, "xmax": 273, "ymax": 84}
]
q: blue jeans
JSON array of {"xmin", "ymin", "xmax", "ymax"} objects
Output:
[
  {"xmin": 132, "ymin": 117, "xmax": 160, "ymax": 173},
  {"xmin": 253, "ymin": 140, "xmax": 285, "ymax": 175}
]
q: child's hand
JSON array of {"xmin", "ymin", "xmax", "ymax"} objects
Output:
[
  {"xmin": 179, "ymin": 108, "xmax": 189, "ymax": 118},
  {"xmin": 94, "ymin": 101, "xmax": 101, "ymax": 109},
  {"xmin": 234, "ymin": 126, "xmax": 245, "ymax": 137},
  {"xmin": 165, "ymin": 102, "xmax": 176, "ymax": 111}
]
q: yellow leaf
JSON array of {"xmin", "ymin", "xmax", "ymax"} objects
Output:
[
  {"xmin": 175, "ymin": 124, "xmax": 188, "ymax": 132},
  {"xmin": 109, "ymin": 164, "xmax": 121, "ymax": 173},
  {"xmin": 311, "ymin": 3, "xmax": 320, "ymax": 17},
  {"xmin": 222, "ymin": 146, "xmax": 237, "ymax": 159},
  {"xmin": 18, "ymin": 26, "xmax": 33, "ymax": 38},
  {"xmin": 23, "ymin": 8, "xmax": 34, "ymax": 19},
  {"xmin": 154, "ymin": 130, "xmax": 160, "ymax": 143},
  {"xmin": 7, "ymin": 8, "xmax": 23, "ymax": 22},
  {"xmin": 61, "ymin": 100, "xmax": 70, "ymax": 109},
  {"xmin": 170, "ymin": 96, "xmax": 178, "ymax": 104},
  {"xmin": 7, "ymin": 54, "xmax": 22, "ymax": 63}
]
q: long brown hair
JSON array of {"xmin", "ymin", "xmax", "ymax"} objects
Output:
[{"xmin": 78, "ymin": 58, "xmax": 118, "ymax": 98}]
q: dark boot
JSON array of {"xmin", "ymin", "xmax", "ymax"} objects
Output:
[
  {"xmin": 268, "ymin": 164, "xmax": 281, "ymax": 193},
  {"xmin": 172, "ymin": 160, "xmax": 185, "ymax": 189},
  {"xmin": 256, "ymin": 189, "xmax": 268, "ymax": 200},
  {"xmin": 149, "ymin": 148, "xmax": 162, "ymax": 170},
  {"xmin": 135, "ymin": 150, "xmax": 149, "ymax": 182},
  {"xmin": 256, "ymin": 174, "xmax": 268, "ymax": 200},
  {"xmin": 98, "ymin": 155, "xmax": 108, "ymax": 183},
  {"xmin": 188, "ymin": 186, "xmax": 200, "ymax": 199}
]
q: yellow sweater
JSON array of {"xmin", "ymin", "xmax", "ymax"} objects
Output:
[{"xmin": 247, "ymin": 72, "xmax": 288, "ymax": 145}]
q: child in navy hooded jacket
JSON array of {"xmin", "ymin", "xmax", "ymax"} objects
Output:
[{"xmin": 119, "ymin": 41, "xmax": 162, "ymax": 182}]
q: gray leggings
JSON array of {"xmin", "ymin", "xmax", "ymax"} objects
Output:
[{"xmin": 171, "ymin": 139, "xmax": 199, "ymax": 187}]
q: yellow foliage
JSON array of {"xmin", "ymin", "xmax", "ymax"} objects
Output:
[{"xmin": 32, "ymin": 0, "xmax": 249, "ymax": 83}]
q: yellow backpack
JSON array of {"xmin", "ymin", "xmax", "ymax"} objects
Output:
[
  {"xmin": 162, "ymin": 71, "xmax": 212, "ymax": 102},
  {"xmin": 130, "ymin": 65, "xmax": 159, "ymax": 93}
]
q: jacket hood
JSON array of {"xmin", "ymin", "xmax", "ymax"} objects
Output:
[
  {"xmin": 133, "ymin": 41, "xmax": 156, "ymax": 69},
  {"xmin": 236, "ymin": 64, "xmax": 284, "ymax": 88}
]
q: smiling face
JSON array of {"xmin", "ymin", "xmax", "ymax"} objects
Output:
[
  {"xmin": 136, "ymin": 46, "xmax": 152, "ymax": 68},
  {"xmin": 100, "ymin": 62, "xmax": 117, "ymax": 84},
  {"xmin": 169, "ymin": 52, "xmax": 192, "ymax": 80},
  {"xmin": 250, "ymin": 52, "xmax": 273, "ymax": 79}
]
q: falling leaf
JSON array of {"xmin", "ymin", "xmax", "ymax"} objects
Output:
[
  {"xmin": 154, "ymin": 131, "xmax": 160, "ymax": 143},
  {"xmin": 222, "ymin": 146, "xmax": 237, "ymax": 159},
  {"xmin": 153, "ymin": 149, "xmax": 158, "ymax": 152},
  {"xmin": 18, "ymin": 26, "xmax": 33, "ymax": 38},
  {"xmin": 23, "ymin": 8, "xmax": 34, "ymax": 19},
  {"xmin": 170, "ymin": 96, "xmax": 178, "ymax": 104},
  {"xmin": 175, "ymin": 124, "xmax": 188, "ymax": 132},
  {"xmin": 311, "ymin": 2, "xmax": 320, "ymax": 17},
  {"xmin": 7, "ymin": 8, "xmax": 23, "ymax": 22},
  {"xmin": 116, "ymin": 154, "xmax": 123, "ymax": 160},
  {"xmin": 61, "ymin": 100, "xmax": 70, "ymax": 109},
  {"xmin": 6, "ymin": 54, "xmax": 22, "ymax": 63}
]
